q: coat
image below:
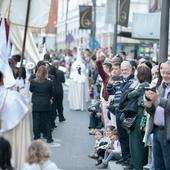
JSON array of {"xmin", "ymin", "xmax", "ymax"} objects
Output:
[
  {"xmin": 146, "ymin": 84, "xmax": 170, "ymax": 141},
  {"xmin": 55, "ymin": 69, "xmax": 65, "ymax": 95},
  {"xmin": 29, "ymin": 79, "xmax": 53, "ymax": 112}
]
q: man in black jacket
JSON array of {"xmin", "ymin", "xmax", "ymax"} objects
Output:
[{"xmin": 53, "ymin": 60, "xmax": 66, "ymax": 122}]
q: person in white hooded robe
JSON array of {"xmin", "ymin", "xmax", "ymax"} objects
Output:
[
  {"xmin": 0, "ymin": 71, "xmax": 31, "ymax": 170},
  {"xmin": 68, "ymin": 48, "xmax": 89, "ymax": 111}
]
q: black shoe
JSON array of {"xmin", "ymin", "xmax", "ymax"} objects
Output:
[
  {"xmin": 47, "ymin": 139, "xmax": 54, "ymax": 143},
  {"xmin": 122, "ymin": 159, "xmax": 130, "ymax": 166},
  {"xmin": 98, "ymin": 163, "xmax": 108, "ymax": 169},
  {"xmin": 34, "ymin": 136, "xmax": 40, "ymax": 140},
  {"xmin": 51, "ymin": 123, "xmax": 57, "ymax": 129},
  {"xmin": 116, "ymin": 158, "xmax": 124, "ymax": 164},
  {"xmin": 88, "ymin": 154, "xmax": 98, "ymax": 160},
  {"xmin": 59, "ymin": 118, "xmax": 66, "ymax": 122}
]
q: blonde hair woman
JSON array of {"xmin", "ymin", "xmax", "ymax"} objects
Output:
[
  {"xmin": 23, "ymin": 140, "xmax": 61, "ymax": 170},
  {"xmin": 29, "ymin": 66, "xmax": 53, "ymax": 143}
]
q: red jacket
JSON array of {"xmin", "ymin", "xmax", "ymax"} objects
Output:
[{"xmin": 96, "ymin": 60, "xmax": 109, "ymax": 101}]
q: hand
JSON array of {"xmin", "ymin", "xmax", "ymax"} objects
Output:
[
  {"xmin": 96, "ymin": 50, "xmax": 105, "ymax": 61},
  {"xmin": 107, "ymin": 148, "xmax": 112, "ymax": 153},
  {"xmin": 97, "ymin": 112, "xmax": 102, "ymax": 117},
  {"xmin": 145, "ymin": 90, "xmax": 160, "ymax": 103}
]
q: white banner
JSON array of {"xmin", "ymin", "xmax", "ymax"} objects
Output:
[
  {"xmin": 10, "ymin": 24, "xmax": 42, "ymax": 64},
  {"xmin": 0, "ymin": 0, "xmax": 10, "ymax": 18},
  {"xmin": 132, "ymin": 13, "xmax": 161, "ymax": 39},
  {"xmin": 9, "ymin": 0, "xmax": 52, "ymax": 28}
]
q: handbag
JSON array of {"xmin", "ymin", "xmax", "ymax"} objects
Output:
[{"xmin": 120, "ymin": 112, "xmax": 136, "ymax": 131}]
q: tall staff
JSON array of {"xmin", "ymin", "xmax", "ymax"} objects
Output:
[{"xmin": 19, "ymin": 0, "xmax": 32, "ymax": 78}]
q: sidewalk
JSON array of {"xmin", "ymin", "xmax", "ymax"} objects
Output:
[{"xmin": 108, "ymin": 161, "xmax": 123, "ymax": 170}]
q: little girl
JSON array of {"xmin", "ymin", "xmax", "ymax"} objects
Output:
[
  {"xmin": 88, "ymin": 130, "xmax": 104, "ymax": 160},
  {"xmin": 22, "ymin": 140, "xmax": 62, "ymax": 170},
  {"xmin": 98, "ymin": 131, "xmax": 121, "ymax": 169}
]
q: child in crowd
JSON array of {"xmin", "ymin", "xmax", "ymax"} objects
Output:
[
  {"xmin": 22, "ymin": 140, "xmax": 61, "ymax": 170},
  {"xmin": 98, "ymin": 131, "xmax": 121, "ymax": 169},
  {"xmin": 0, "ymin": 137, "xmax": 14, "ymax": 170},
  {"xmin": 88, "ymin": 126, "xmax": 115, "ymax": 166},
  {"xmin": 88, "ymin": 130, "xmax": 104, "ymax": 160}
]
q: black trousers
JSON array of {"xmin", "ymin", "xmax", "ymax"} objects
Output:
[
  {"xmin": 116, "ymin": 112, "xmax": 130, "ymax": 161},
  {"xmin": 55, "ymin": 93, "xmax": 65, "ymax": 121},
  {"xmin": 32, "ymin": 111, "xmax": 52, "ymax": 140}
]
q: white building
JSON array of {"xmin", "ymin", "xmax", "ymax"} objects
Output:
[{"xmin": 56, "ymin": 0, "xmax": 149, "ymax": 54}]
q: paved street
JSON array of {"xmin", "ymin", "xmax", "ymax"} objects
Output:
[
  {"xmin": 49, "ymin": 91, "xmax": 99, "ymax": 170},
  {"xmin": 29, "ymin": 88, "xmax": 124, "ymax": 170}
]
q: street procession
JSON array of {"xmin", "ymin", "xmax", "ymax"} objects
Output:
[{"xmin": 0, "ymin": 0, "xmax": 170, "ymax": 170}]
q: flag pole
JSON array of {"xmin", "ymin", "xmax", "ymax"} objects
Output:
[
  {"xmin": 19, "ymin": 0, "xmax": 32, "ymax": 78},
  {"xmin": 113, "ymin": 0, "xmax": 118, "ymax": 56}
]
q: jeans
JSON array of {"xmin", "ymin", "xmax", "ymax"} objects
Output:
[
  {"xmin": 103, "ymin": 150, "xmax": 121, "ymax": 165},
  {"xmin": 153, "ymin": 127, "xmax": 170, "ymax": 170}
]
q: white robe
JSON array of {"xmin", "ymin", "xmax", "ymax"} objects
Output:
[
  {"xmin": 68, "ymin": 55, "xmax": 89, "ymax": 111},
  {"xmin": 0, "ymin": 85, "xmax": 31, "ymax": 170}
]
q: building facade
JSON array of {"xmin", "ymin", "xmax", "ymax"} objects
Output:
[{"xmin": 56, "ymin": 0, "xmax": 149, "ymax": 55}]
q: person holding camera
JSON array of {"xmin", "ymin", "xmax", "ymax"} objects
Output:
[{"xmin": 145, "ymin": 61, "xmax": 170, "ymax": 170}]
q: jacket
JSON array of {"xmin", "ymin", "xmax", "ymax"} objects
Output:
[
  {"xmin": 30, "ymin": 79, "xmax": 53, "ymax": 112},
  {"xmin": 119, "ymin": 88, "xmax": 138, "ymax": 116},
  {"xmin": 146, "ymin": 84, "xmax": 170, "ymax": 141},
  {"xmin": 55, "ymin": 69, "xmax": 65, "ymax": 95}
]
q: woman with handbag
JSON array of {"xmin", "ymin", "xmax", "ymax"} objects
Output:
[{"xmin": 126, "ymin": 65, "xmax": 152, "ymax": 170}]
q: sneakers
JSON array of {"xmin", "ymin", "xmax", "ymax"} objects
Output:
[
  {"xmin": 88, "ymin": 154, "xmax": 98, "ymax": 160},
  {"xmin": 95, "ymin": 158, "xmax": 102, "ymax": 166},
  {"xmin": 98, "ymin": 163, "xmax": 108, "ymax": 169}
]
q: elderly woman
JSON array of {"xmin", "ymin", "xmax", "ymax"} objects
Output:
[{"xmin": 23, "ymin": 140, "xmax": 61, "ymax": 170}]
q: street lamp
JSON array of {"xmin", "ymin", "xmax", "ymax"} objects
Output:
[
  {"xmin": 113, "ymin": 0, "xmax": 118, "ymax": 56},
  {"xmin": 65, "ymin": 0, "xmax": 69, "ymax": 49}
]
